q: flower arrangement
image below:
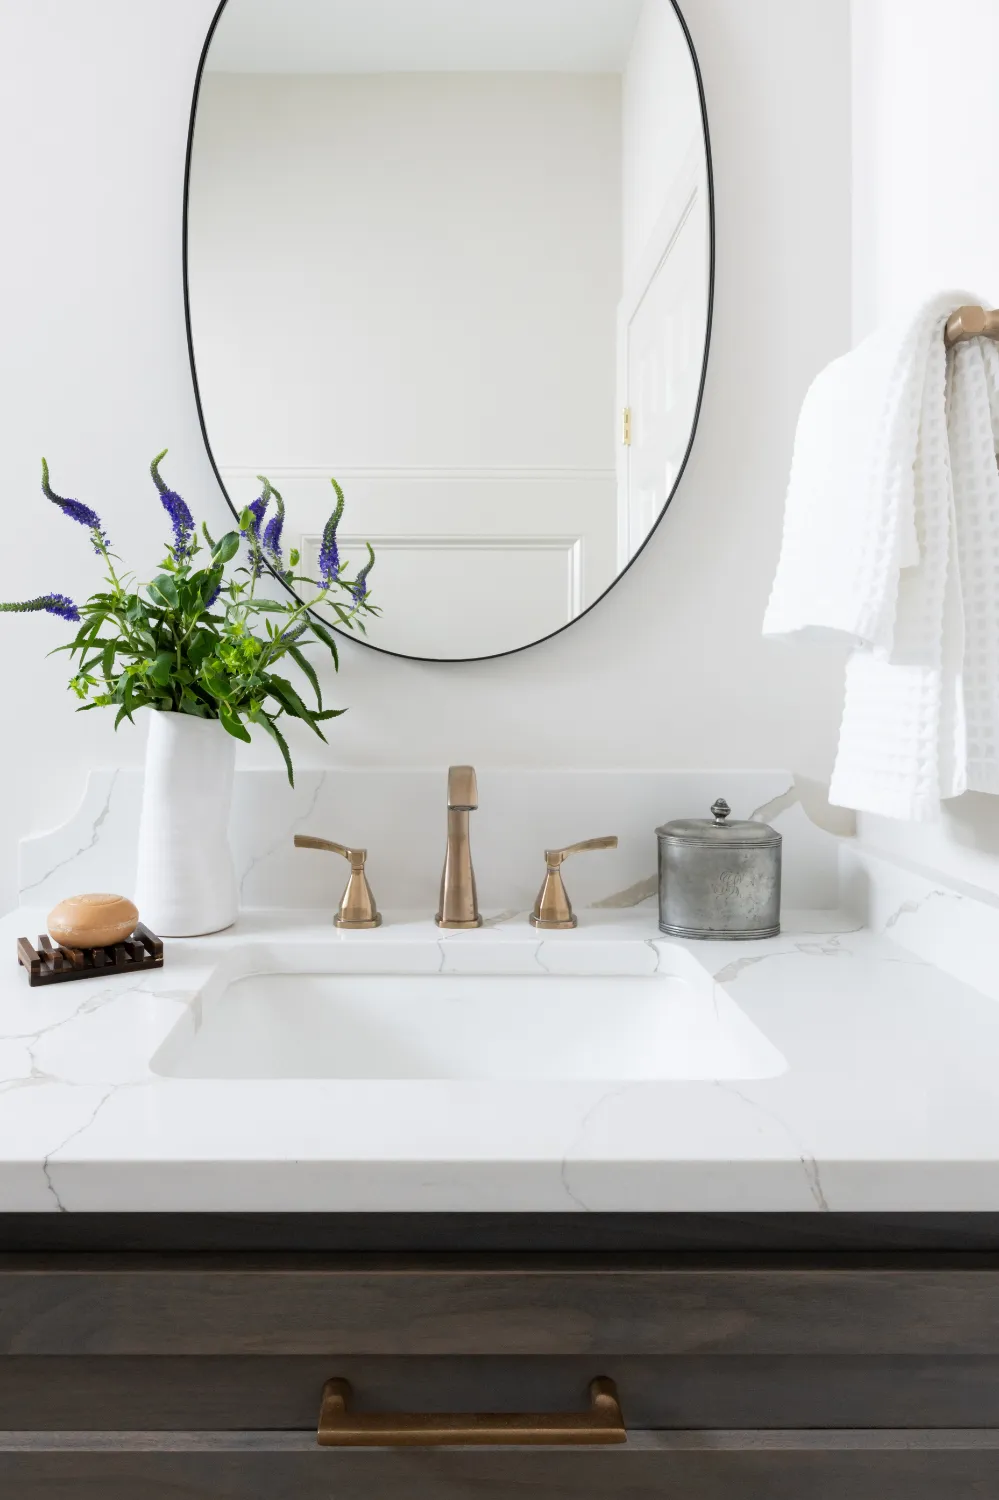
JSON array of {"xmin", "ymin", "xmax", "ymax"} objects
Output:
[{"xmin": 0, "ymin": 453, "xmax": 376, "ymax": 784}]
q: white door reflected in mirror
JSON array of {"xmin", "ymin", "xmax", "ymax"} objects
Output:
[{"xmin": 187, "ymin": 0, "xmax": 711, "ymax": 659}]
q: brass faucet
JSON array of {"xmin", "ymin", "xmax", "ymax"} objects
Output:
[
  {"xmin": 294, "ymin": 835, "xmax": 382, "ymax": 929},
  {"xmin": 436, "ymin": 765, "xmax": 482, "ymax": 929},
  {"xmin": 531, "ymin": 837, "xmax": 619, "ymax": 930}
]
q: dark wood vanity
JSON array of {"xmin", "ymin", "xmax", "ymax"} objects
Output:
[{"xmin": 2, "ymin": 1213, "xmax": 998, "ymax": 1497}]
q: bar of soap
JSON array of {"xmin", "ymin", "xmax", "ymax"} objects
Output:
[{"xmin": 47, "ymin": 893, "xmax": 138, "ymax": 950}]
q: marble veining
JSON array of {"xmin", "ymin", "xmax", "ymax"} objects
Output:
[
  {"xmin": 0, "ymin": 886, "xmax": 996, "ymax": 1211},
  {"xmin": 19, "ymin": 770, "xmax": 120, "ymax": 897},
  {"xmin": 883, "ymin": 888, "xmax": 963, "ymax": 929},
  {"xmin": 18, "ymin": 767, "xmax": 843, "ymax": 914},
  {"xmin": 591, "ymin": 874, "xmax": 659, "ymax": 909},
  {"xmin": 748, "ymin": 781, "xmax": 799, "ymax": 823},
  {"xmin": 6, "ymin": 778, "xmax": 999, "ymax": 1213},
  {"xmin": 237, "ymin": 770, "xmax": 329, "ymax": 903}
]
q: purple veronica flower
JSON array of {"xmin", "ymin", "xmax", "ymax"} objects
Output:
[
  {"xmin": 317, "ymin": 526, "xmax": 339, "ymax": 587},
  {"xmin": 240, "ymin": 481, "xmax": 272, "ymax": 580},
  {"xmin": 351, "ymin": 543, "xmax": 375, "ymax": 604},
  {"xmin": 0, "ymin": 593, "xmax": 80, "ymax": 622},
  {"xmin": 263, "ymin": 513, "xmax": 283, "ymax": 559},
  {"xmin": 159, "ymin": 489, "xmax": 195, "ymax": 557},
  {"xmin": 242, "ymin": 476, "xmax": 272, "ymax": 537},
  {"xmin": 245, "ymin": 496, "xmax": 268, "ymax": 535},
  {"xmin": 150, "ymin": 451, "xmax": 195, "ymax": 559},
  {"xmin": 278, "ymin": 623, "xmax": 307, "ymax": 645},
  {"xmin": 261, "ymin": 482, "xmax": 286, "ymax": 570},
  {"xmin": 41, "ymin": 460, "xmax": 110, "ymax": 552},
  {"xmin": 318, "ymin": 478, "xmax": 345, "ymax": 589}
]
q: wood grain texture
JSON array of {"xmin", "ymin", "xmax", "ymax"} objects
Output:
[
  {"xmin": 4, "ymin": 1258, "xmax": 999, "ymax": 1357},
  {"xmin": 2, "ymin": 1430, "xmax": 999, "ymax": 1500},
  {"xmin": 5, "ymin": 1353, "xmax": 999, "ymax": 1431},
  {"xmin": 15, "ymin": 926, "xmax": 162, "ymax": 987}
]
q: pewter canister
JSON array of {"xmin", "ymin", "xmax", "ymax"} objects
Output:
[{"xmin": 656, "ymin": 799, "xmax": 781, "ymax": 940}]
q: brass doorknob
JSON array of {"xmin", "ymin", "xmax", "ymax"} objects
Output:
[
  {"xmin": 294, "ymin": 835, "xmax": 382, "ymax": 929},
  {"xmin": 530, "ymin": 836, "xmax": 618, "ymax": 930}
]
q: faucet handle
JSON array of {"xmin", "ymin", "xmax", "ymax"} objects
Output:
[
  {"xmin": 530, "ymin": 835, "xmax": 618, "ymax": 931},
  {"xmin": 294, "ymin": 835, "xmax": 382, "ymax": 930}
]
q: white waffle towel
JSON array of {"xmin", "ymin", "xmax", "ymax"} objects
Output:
[{"xmin": 763, "ymin": 291, "xmax": 999, "ymax": 820}]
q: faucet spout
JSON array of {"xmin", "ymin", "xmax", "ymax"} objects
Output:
[
  {"xmin": 446, "ymin": 764, "xmax": 478, "ymax": 813},
  {"xmin": 437, "ymin": 765, "xmax": 482, "ymax": 929}
]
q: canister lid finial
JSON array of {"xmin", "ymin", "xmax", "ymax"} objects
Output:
[{"xmin": 710, "ymin": 798, "xmax": 731, "ymax": 823}]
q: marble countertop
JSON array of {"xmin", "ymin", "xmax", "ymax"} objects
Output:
[{"xmin": 2, "ymin": 899, "xmax": 999, "ymax": 1213}]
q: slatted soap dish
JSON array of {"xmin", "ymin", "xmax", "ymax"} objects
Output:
[{"xmin": 17, "ymin": 925, "xmax": 163, "ymax": 987}]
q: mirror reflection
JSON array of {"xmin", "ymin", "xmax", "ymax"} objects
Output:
[{"xmin": 188, "ymin": 0, "xmax": 711, "ymax": 659}]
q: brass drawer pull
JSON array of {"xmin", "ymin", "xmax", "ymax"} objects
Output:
[{"xmin": 317, "ymin": 1376, "xmax": 626, "ymax": 1447}]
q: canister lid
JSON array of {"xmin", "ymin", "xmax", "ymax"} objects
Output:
[{"xmin": 655, "ymin": 798, "xmax": 782, "ymax": 845}]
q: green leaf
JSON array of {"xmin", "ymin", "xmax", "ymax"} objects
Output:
[
  {"xmin": 212, "ymin": 531, "xmax": 240, "ymax": 565},
  {"xmin": 266, "ymin": 673, "xmax": 325, "ymax": 740},
  {"xmin": 102, "ymin": 640, "xmax": 116, "ymax": 680},
  {"xmin": 219, "ymin": 704, "xmax": 252, "ymax": 743},
  {"xmin": 113, "ymin": 676, "xmax": 145, "ymax": 728},
  {"xmin": 286, "ymin": 643, "xmax": 322, "ymax": 710},
  {"xmin": 74, "ymin": 616, "xmax": 106, "ymax": 651},
  {"xmin": 147, "ymin": 575, "xmax": 180, "ymax": 610},
  {"xmin": 120, "ymin": 674, "xmax": 136, "ymax": 723},
  {"xmin": 306, "ymin": 615, "xmax": 339, "ymax": 670},
  {"xmin": 201, "ymin": 662, "xmax": 233, "ymax": 701},
  {"xmin": 198, "ymin": 566, "xmax": 224, "ymax": 607},
  {"xmin": 251, "ymin": 710, "xmax": 295, "ymax": 785},
  {"xmin": 314, "ymin": 707, "xmax": 348, "ymax": 721},
  {"xmin": 186, "ymin": 682, "xmax": 218, "ymax": 713},
  {"xmin": 188, "ymin": 630, "xmax": 216, "ymax": 667},
  {"xmin": 149, "ymin": 651, "xmax": 174, "ymax": 687}
]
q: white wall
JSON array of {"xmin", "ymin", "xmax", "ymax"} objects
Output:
[
  {"xmin": 190, "ymin": 70, "xmax": 621, "ymax": 650},
  {"xmin": 851, "ymin": 0, "xmax": 999, "ymax": 337},
  {"xmin": 190, "ymin": 71, "xmax": 621, "ymax": 471},
  {"xmin": 851, "ymin": 0, "xmax": 999, "ymax": 894},
  {"xmin": 621, "ymin": 0, "xmax": 703, "ymax": 284},
  {"xmin": 0, "ymin": 0, "xmax": 852, "ymax": 914}
]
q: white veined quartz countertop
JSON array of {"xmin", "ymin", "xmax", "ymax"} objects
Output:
[{"xmin": 0, "ymin": 901, "xmax": 997, "ymax": 1214}]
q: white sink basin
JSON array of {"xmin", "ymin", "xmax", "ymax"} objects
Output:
[{"xmin": 152, "ymin": 942, "xmax": 785, "ymax": 1083}]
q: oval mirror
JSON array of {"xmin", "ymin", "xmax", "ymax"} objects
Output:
[{"xmin": 186, "ymin": 0, "xmax": 712, "ymax": 661}]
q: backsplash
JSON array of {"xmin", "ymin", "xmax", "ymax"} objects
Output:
[{"xmin": 18, "ymin": 769, "xmax": 843, "ymax": 915}]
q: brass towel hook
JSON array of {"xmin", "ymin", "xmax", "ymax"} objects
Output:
[
  {"xmin": 944, "ymin": 304, "xmax": 999, "ymax": 348},
  {"xmin": 530, "ymin": 836, "xmax": 619, "ymax": 931},
  {"xmin": 294, "ymin": 835, "xmax": 382, "ymax": 929}
]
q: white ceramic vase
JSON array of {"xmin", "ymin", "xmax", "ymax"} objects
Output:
[{"xmin": 134, "ymin": 711, "xmax": 237, "ymax": 937}]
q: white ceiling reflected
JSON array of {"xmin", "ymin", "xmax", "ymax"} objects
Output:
[{"xmin": 206, "ymin": 0, "xmax": 646, "ymax": 74}]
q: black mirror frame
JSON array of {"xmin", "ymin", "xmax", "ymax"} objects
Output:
[{"xmin": 182, "ymin": 0, "xmax": 714, "ymax": 665}]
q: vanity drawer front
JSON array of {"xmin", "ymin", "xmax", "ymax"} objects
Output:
[
  {"xmin": 5, "ymin": 1354, "xmax": 999, "ymax": 1431},
  {"xmin": 5, "ymin": 1258, "xmax": 999, "ymax": 1444},
  {"xmin": 2, "ymin": 1430, "xmax": 999, "ymax": 1500},
  {"xmin": 3, "ymin": 1258, "xmax": 999, "ymax": 1356}
]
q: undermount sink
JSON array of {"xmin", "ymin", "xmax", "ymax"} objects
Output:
[{"xmin": 152, "ymin": 941, "xmax": 786, "ymax": 1083}]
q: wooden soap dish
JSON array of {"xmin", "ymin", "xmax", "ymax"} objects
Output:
[{"xmin": 16, "ymin": 924, "xmax": 163, "ymax": 987}]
